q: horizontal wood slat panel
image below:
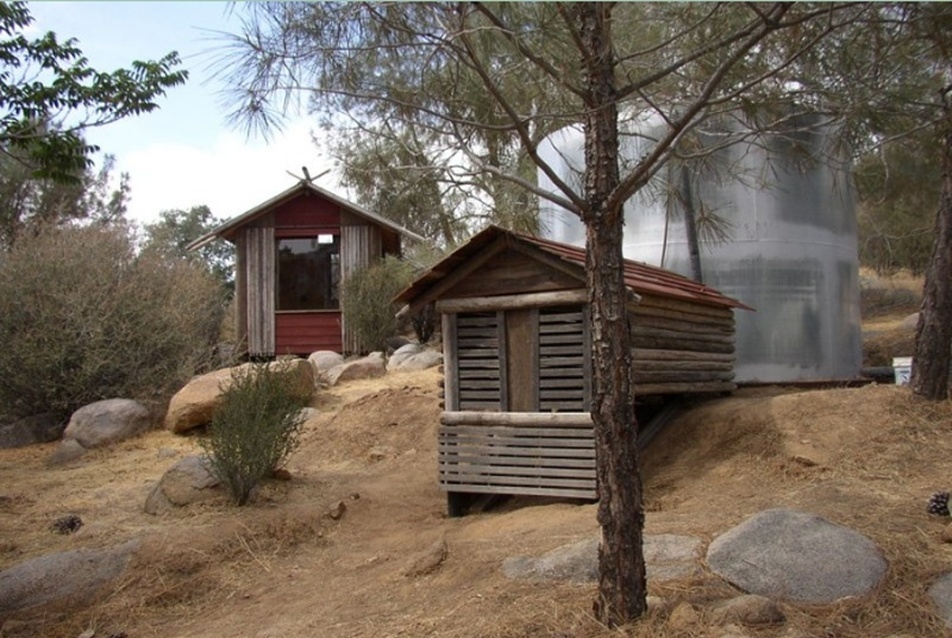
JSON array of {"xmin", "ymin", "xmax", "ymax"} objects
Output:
[
  {"xmin": 437, "ymin": 483, "xmax": 596, "ymax": 499},
  {"xmin": 439, "ymin": 415, "xmax": 597, "ymax": 499}
]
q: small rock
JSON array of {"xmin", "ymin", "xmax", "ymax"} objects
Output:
[
  {"xmin": 327, "ymin": 501, "xmax": 346, "ymax": 520},
  {"xmin": 792, "ymin": 454, "xmax": 818, "ymax": 467},
  {"xmin": 48, "ymin": 439, "xmax": 87, "ymax": 466},
  {"xmin": 326, "ymin": 353, "xmax": 386, "ymax": 386},
  {"xmin": 272, "ymin": 468, "xmax": 292, "ymax": 481},
  {"xmin": 646, "ymin": 595, "xmax": 664, "ymax": 614},
  {"xmin": 156, "ymin": 447, "xmax": 178, "ymax": 459},
  {"xmin": 77, "ymin": 629, "xmax": 95, "ymax": 638},
  {"xmin": 50, "ymin": 515, "xmax": 83, "ymax": 535},
  {"xmin": 349, "ymin": 493, "xmax": 360, "ymax": 501},
  {"xmin": 143, "ymin": 456, "xmax": 221, "ymax": 515},
  {"xmin": 941, "ymin": 524, "xmax": 952, "ymax": 544},
  {"xmin": 368, "ymin": 446, "xmax": 393, "ymax": 462},
  {"xmin": 667, "ymin": 601, "xmax": 699, "ymax": 631},
  {"xmin": 403, "ymin": 538, "xmax": 448, "ymax": 577},
  {"xmin": 712, "ymin": 594, "xmax": 785, "ymax": 626}
]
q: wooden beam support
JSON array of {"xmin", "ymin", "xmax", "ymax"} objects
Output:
[
  {"xmin": 441, "ymin": 411, "xmax": 593, "ymax": 427},
  {"xmin": 436, "ymin": 289, "xmax": 589, "ymax": 314}
]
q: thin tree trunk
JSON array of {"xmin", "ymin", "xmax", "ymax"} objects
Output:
[
  {"xmin": 577, "ymin": 3, "xmax": 647, "ymax": 626},
  {"xmin": 912, "ymin": 92, "xmax": 952, "ymax": 400},
  {"xmin": 680, "ymin": 164, "xmax": 704, "ymax": 283}
]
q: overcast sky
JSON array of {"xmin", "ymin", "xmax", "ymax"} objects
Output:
[{"xmin": 27, "ymin": 2, "xmax": 339, "ymax": 226}]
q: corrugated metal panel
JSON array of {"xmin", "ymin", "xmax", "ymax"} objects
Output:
[
  {"xmin": 245, "ymin": 226, "xmax": 275, "ymax": 356},
  {"xmin": 340, "ymin": 224, "xmax": 383, "ymax": 354}
]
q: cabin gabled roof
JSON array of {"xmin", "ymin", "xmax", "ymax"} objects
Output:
[
  {"xmin": 186, "ymin": 179, "xmax": 426, "ymax": 251},
  {"xmin": 395, "ymin": 224, "xmax": 752, "ymax": 312}
]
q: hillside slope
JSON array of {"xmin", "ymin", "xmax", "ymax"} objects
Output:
[{"xmin": 2, "ymin": 369, "xmax": 952, "ymax": 637}]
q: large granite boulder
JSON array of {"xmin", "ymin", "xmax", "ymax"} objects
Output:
[
  {"xmin": 706, "ymin": 509, "xmax": 887, "ymax": 603},
  {"xmin": 929, "ymin": 572, "xmax": 952, "ymax": 628},
  {"xmin": 308, "ymin": 350, "xmax": 345, "ymax": 381},
  {"xmin": 144, "ymin": 455, "xmax": 221, "ymax": 514},
  {"xmin": 0, "ymin": 539, "xmax": 140, "ymax": 621},
  {"xmin": 388, "ymin": 345, "xmax": 442, "ymax": 372},
  {"xmin": 0, "ymin": 413, "xmax": 64, "ymax": 449},
  {"xmin": 63, "ymin": 399, "xmax": 151, "ymax": 449},
  {"xmin": 502, "ymin": 533, "xmax": 701, "ymax": 584},
  {"xmin": 164, "ymin": 359, "xmax": 314, "ymax": 434},
  {"xmin": 327, "ymin": 352, "xmax": 387, "ymax": 386}
]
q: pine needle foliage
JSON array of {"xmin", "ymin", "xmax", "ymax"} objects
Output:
[{"xmin": 201, "ymin": 363, "xmax": 309, "ymax": 506}]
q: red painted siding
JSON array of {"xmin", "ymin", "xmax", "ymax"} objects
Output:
[
  {"xmin": 273, "ymin": 195, "xmax": 340, "ymax": 230},
  {"xmin": 275, "ymin": 312, "xmax": 343, "ymax": 355}
]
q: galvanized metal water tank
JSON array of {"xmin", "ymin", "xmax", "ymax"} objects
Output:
[{"xmin": 538, "ymin": 116, "xmax": 862, "ymax": 383}]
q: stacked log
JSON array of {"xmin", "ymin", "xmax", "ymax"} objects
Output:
[{"xmin": 630, "ymin": 296, "xmax": 736, "ymax": 395}]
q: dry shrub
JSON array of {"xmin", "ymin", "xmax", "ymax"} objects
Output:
[
  {"xmin": 340, "ymin": 255, "xmax": 416, "ymax": 354},
  {"xmin": 200, "ymin": 363, "xmax": 309, "ymax": 506},
  {"xmin": 0, "ymin": 224, "xmax": 225, "ymax": 420}
]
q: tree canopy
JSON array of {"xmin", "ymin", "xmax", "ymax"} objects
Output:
[
  {"xmin": 0, "ymin": 1, "xmax": 186, "ymax": 182},
  {"xmin": 141, "ymin": 205, "xmax": 235, "ymax": 293}
]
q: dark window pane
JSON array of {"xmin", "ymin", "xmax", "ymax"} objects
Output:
[{"xmin": 276, "ymin": 235, "xmax": 340, "ymax": 310}]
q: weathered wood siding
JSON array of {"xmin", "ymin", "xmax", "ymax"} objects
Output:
[
  {"xmin": 238, "ymin": 226, "xmax": 275, "ymax": 356},
  {"xmin": 275, "ymin": 312, "xmax": 342, "ymax": 355}
]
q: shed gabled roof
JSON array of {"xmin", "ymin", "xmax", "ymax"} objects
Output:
[
  {"xmin": 186, "ymin": 179, "xmax": 426, "ymax": 251},
  {"xmin": 395, "ymin": 224, "xmax": 752, "ymax": 311}
]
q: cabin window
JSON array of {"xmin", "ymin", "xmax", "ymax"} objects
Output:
[{"xmin": 276, "ymin": 235, "xmax": 340, "ymax": 310}]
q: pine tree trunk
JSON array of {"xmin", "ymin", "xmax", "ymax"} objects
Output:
[
  {"xmin": 577, "ymin": 3, "xmax": 648, "ymax": 626},
  {"xmin": 912, "ymin": 95, "xmax": 952, "ymax": 400}
]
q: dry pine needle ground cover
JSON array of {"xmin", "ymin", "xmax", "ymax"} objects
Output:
[{"xmin": 2, "ymin": 277, "xmax": 952, "ymax": 637}]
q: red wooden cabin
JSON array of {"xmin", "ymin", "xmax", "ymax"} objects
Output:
[{"xmin": 189, "ymin": 179, "xmax": 423, "ymax": 357}]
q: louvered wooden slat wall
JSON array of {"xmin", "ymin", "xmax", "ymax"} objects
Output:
[
  {"xmin": 456, "ymin": 312, "xmax": 502, "ymax": 411},
  {"xmin": 539, "ymin": 307, "xmax": 589, "ymax": 412}
]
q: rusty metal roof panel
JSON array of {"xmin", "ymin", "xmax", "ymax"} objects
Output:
[{"xmin": 395, "ymin": 225, "xmax": 752, "ymax": 311}]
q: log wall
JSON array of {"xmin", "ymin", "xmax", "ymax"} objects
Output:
[{"xmin": 630, "ymin": 296, "xmax": 737, "ymax": 395}]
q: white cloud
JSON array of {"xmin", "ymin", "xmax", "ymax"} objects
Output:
[{"xmin": 118, "ymin": 118, "xmax": 343, "ymax": 225}]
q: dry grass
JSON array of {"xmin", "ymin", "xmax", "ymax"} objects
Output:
[{"xmin": 4, "ymin": 326, "xmax": 952, "ymax": 637}]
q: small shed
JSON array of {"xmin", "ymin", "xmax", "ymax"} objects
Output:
[
  {"xmin": 394, "ymin": 225, "xmax": 751, "ymax": 513},
  {"xmin": 189, "ymin": 178, "xmax": 424, "ymax": 357}
]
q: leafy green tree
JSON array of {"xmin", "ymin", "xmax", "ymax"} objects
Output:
[
  {"xmin": 142, "ymin": 205, "xmax": 235, "ymax": 293},
  {"xmin": 218, "ymin": 2, "xmax": 870, "ymax": 624},
  {"xmin": 0, "ymin": 1, "xmax": 186, "ymax": 182},
  {"xmin": 855, "ymin": 132, "xmax": 939, "ymax": 275}
]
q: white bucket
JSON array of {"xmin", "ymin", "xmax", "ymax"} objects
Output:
[{"xmin": 893, "ymin": 357, "xmax": 913, "ymax": 386}]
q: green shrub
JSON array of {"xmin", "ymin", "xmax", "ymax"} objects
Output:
[
  {"xmin": 0, "ymin": 224, "xmax": 225, "ymax": 420},
  {"xmin": 200, "ymin": 363, "xmax": 309, "ymax": 506},
  {"xmin": 341, "ymin": 256, "xmax": 416, "ymax": 354}
]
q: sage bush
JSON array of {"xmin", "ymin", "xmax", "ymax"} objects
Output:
[
  {"xmin": 200, "ymin": 363, "xmax": 309, "ymax": 505},
  {"xmin": 0, "ymin": 224, "xmax": 225, "ymax": 420}
]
